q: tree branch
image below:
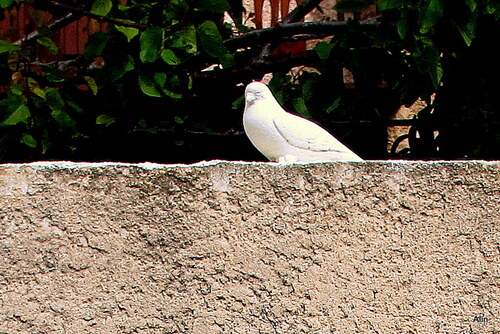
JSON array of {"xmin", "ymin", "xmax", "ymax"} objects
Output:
[
  {"xmin": 241, "ymin": 0, "xmax": 329, "ymax": 80},
  {"xmin": 186, "ymin": 19, "xmax": 379, "ymax": 84},
  {"xmin": 193, "ymin": 50, "xmax": 318, "ymax": 84},
  {"xmin": 225, "ymin": 21, "xmax": 379, "ymax": 50},
  {"xmin": 15, "ymin": 12, "xmax": 82, "ymax": 44},
  {"xmin": 43, "ymin": 0, "xmax": 148, "ymax": 30}
]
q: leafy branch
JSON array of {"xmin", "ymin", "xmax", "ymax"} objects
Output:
[
  {"xmin": 40, "ymin": 0, "xmax": 148, "ymax": 30},
  {"xmin": 225, "ymin": 20, "xmax": 379, "ymax": 50}
]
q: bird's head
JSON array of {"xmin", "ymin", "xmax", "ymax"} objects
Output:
[{"xmin": 245, "ymin": 81, "xmax": 273, "ymax": 105}]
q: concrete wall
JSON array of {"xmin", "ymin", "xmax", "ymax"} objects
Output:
[{"xmin": 0, "ymin": 161, "xmax": 498, "ymax": 334}]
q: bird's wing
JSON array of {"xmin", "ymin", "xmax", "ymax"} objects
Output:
[{"xmin": 272, "ymin": 112, "xmax": 349, "ymax": 152}]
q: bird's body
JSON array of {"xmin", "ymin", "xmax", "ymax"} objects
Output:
[{"xmin": 243, "ymin": 81, "xmax": 363, "ymax": 163}]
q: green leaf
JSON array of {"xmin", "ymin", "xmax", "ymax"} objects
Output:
[
  {"xmin": 45, "ymin": 88, "xmax": 65, "ymax": 112},
  {"xmin": 96, "ymin": 114, "xmax": 116, "ymax": 126},
  {"xmin": 163, "ymin": 87, "xmax": 182, "ymax": 99},
  {"xmin": 91, "ymin": 0, "xmax": 113, "ymax": 16},
  {"xmin": 110, "ymin": 54, "xmax": 135, "ymax": 81},
  {"xmin": 41, "ymin": 130, "xmax": 51, "ymax": 154},
  {"xmin": 154, "ymin": 72, "xmax": 167, "ymax": 87},
  {"xmin": 84, "ymin": 32, "xmax": 110, "ymax": 59},
  {"xmin": 0, "ymin": 95, "xmax": 23, "ymax": 115},
  {"xmin": 2, "ymin": 104, "xmax": 30, "ymax": 126},
  {"xmin": 465, "ymin": 0, "xmax": 477, "ymax": 12},
  {"xmin": 140, "ymin": 28, "xmax": 163, "ymax": 63},
  {"xmin": 377, "ymin": 0, "xmax": 402, "ymax": 11},
  {"xmin": 419, "ymin": 0, "xmax": 444, "ymax": 34},
  {"xmin": 457, "ymin": 23, "xmax": 475, "ymax": 46},
  {"xmin": 301, "ymin": 79, "xmax": 315, "ymax": 101},
  {"xmin": 51, "ymin": 110, "xmax": 76, "ymax": 128},
  {"xmin": 138, "ymin": 73, "xmax": 162, "ymax": 97},
  {"xmin": 28, "ymin": 78, "xmax": 46, "ymax": 99},
  {"xmin": 37, "ymin": 37, "xmax": 59, "ymax": 55},
  {"xmin": 0, "ymin": 0, "xmax": 14, "ymax": 9},
  {"xmin": 66, "ymin": 98, "xmax": 84, "ymax": 114},
  {"xmin": 83, "ymin": 76, "xmax": 98, "ymax": 95},
  {"xmin": 10, "ymin": 83, "xmax": 23, "ymax": 96},
  {"xmin": 20, "ymin": 133, "xmax": 37, "ymax": 148},
  {"xmin": 456, "ymin": 8, "xmax": 477, "ymax": 46},
  {"xmin": 32, "ymin": 86, "xmax": 46, "ymax": 99},
  {"xmin": 115, "ymin": 21, "xmax": 139, "ymax": 42},
  {"xmin": 326, "ymin": 97, "xmax": 342, "ymax": 114},
  {"xmin": 315, "ymin": 41, "xmax": 333, "ymax": 60},
  {"xmin": 0, "ymin": 40, "xmax": 21, "ymax": 53},
  {"xmin": 433, "ymin": 63, "xmax": 443, "ymax": 87},
  {"xmin": 197, "ymin": 20, "xmax": 231, "ymax": 64},
  {"xmin": 485, "ymin": 2, "xmax": 500, "ymax": 18},
  {"xmin": 200, "ymin": 0, "xmax": 230, "ymax": 13},
  {"xmin": 334, "ymin": 0, "xmax": 374, "ymax": 12},
  {"xmin": 414, "ymin": 37, "xmax": 442, "ymax": 88},
  {"xmin": 232, "ymin": 95, "xmax": 244, "ymax": 110},
  {"xmin": 161, "ymin": 49, "xmax": 181, "ymax": 65},
  {"xmin": 166, "ymin": 0, "xmax": 189, "ymax": 21},
  {"xmin": 397, "ymin": 18, "xmax": 410, "ymax": 39},
  {"xmin": 45, "ymin": 69, "xmax": 65, "ymax": 83},
  {"xmin": 170, "ymin": 26, "xmax": 197, "ymax": 53},
  {"xmin": 292, "ymin": 97, "xmax": 312, "ymax": 119},
  {"xmin": 138, "ymin": 72, "xmax": 182, "ymax": 98},
  {"xmin": 219, "ymin": 53, "xmax": 234, "ymax": 68}
]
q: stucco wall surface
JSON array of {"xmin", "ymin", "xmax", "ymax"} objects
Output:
[{"xmin": 0, "ymin": 161, "xmax": 498, "ymax": 334}]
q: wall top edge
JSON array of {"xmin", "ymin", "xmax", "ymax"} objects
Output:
[{"xmin": 0, "ymin": 159, "xmax": 499, "ymax": 170}]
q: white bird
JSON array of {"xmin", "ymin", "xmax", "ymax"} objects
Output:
[{"xmin": 243, "ymin": 81, "xmax": 363, "ymax": 163}]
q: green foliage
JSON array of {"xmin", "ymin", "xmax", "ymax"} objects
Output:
[
  {"xmin": 268, "ymin": 0, "xmax": 499, "ymax": 159},
  {"xmin": 2, "ymin": 104, "xmax": 30, "ymax": 126},
  {"xmin": 197, "ymin": 20, "xmax": 233, "ymax": 67},
  {"xmin": 91, "ymin": 0, "xmax": 113, "ymax": 16},
  {"xmin": 0, "ymin": 40, "xmax": 21, "ymax": 53},
  {"xmin": 115, "ymin": 22, "xmax": 139, "ymax": 42},
  {"xmin": 161, "ymin": 49, "xmax": 181, "ymax": 65},
  {"xmin": 0, "ymin": 0, "xmax": 497, "ymax": 161},
  {"xmin": 373, "ymin": 0, "xmax": 500, "ymax": 158},
  {"xmin": 314, "ymin": 41, "xmax": 334, "ymax": 60},
  {"xmin": 84, "ymin": 31, "xmax": 110, "ymax": 59},
  {"xmin": 20, "ymin": 133, "xmax": 37, "ymax": 148},
  {"xmin": 0, "ymin": 0, "xmax": 13, "ymax": 9},
  {"xmin": 418, "ymin": 0, "xmax": 444, "ymax": 34},
  {"xmin": 200, "ymin": 0, "xmax": 231, "ymax": 13},
  {"xmin": 96, "ymin": 114, "xmax": 116, "ymax": 126},
  {"xmin": 140, "ymin": 28, "xmax": 163, "ymax": 63},
  {"xmin": 138, "ymin": 72, "xmax": 166, "ymax": 97},
  {"xmin": 36, "ymin": 37, "xmax": 59, "ymax": 55}
]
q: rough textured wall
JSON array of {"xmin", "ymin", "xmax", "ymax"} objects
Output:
[{"xmin": 0, "ymin": 161, "xmax": 498, "ymax": 334}]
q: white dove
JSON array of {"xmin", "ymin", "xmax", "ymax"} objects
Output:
[{"xmin": 243, "ymin": 81, "xmax": 363, "ymax": 163}]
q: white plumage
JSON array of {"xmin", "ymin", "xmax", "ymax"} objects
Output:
[{"xmin": 243, "ymin": 81, "xmax": 363, "ymax": 163}]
